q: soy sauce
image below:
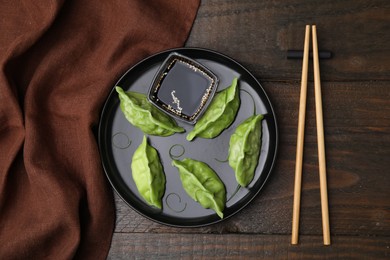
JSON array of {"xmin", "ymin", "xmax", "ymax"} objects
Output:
[
  {"xmin": 148, "ymin": 54, "xmax": 218, "ymax": 124},
  {"xmin": 157, "ymin": 61, "xmax": 211, "ymax": 117}
]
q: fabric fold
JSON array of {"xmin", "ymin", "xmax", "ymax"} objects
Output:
[{"xmin": 0, "ymin": 0, "xmax": 200, "ymax": 259}]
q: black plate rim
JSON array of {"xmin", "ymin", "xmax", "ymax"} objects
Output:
[{"xmin": 98, "ymin": 47, "xmax": 279, "ymax": 227}]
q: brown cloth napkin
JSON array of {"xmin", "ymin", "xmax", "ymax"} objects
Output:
[{"xmin": 0, "ymin": 0, "xmax": 200, "ymax": 258}]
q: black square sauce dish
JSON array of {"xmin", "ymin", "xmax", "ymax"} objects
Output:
[{"xmin": 148, "ymin": 53, "xmax": 219, "ymax": 124}]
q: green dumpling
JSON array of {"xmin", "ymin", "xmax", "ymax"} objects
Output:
[
  {"xmin": 172, "ymin": 158, "xmax": 226, "ymax": 218},
  {"xmin": 228, "ymin": 114, "xmax": 263, "ymax": 187},
  {"xmin": 116, "ymin": 86, "xmax": 185, "ymax": 136},
  {"xmin": 186, "ymin": 78, "xmax": 240, "ymax": 141},
  {"xmin": 131, "ymin": 136, "xmax": 166, "ymax": 209}
]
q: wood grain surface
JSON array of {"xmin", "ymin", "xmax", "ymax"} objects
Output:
[
  {"xmin": 109, "ymin": 233, "xmax": 389, "ymax": 259},
  {"xmin": 108, "ymin": 0, "xmax": 390, "ymax": 258}
]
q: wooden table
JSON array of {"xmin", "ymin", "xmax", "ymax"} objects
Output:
[{"xmin": 108, "ymin": 1, "xmax": 390, "ymax": 258}]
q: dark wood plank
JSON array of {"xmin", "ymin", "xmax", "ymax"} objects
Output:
[
  {"xmin": 186, "ymin": 0, "xmax": 390, "ymax": 81},
  {"xmin": 113, "ymin": 81, "xmax": 390, "ymax": 236},
  {"xmin": 108, "ymin": 233, "xmax": 390, "ymax": 259}
]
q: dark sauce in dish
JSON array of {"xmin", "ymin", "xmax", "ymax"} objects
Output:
[{"xmin": 148, "ymin": 53, "xmax": 218, "ymax": 124}]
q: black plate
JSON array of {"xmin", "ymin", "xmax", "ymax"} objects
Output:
[{"xmin": 98, "ymin": 48, "xmax": 278, "ymax": 227}]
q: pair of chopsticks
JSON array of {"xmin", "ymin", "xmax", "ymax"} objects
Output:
[{"xmin": 291, "ymin": 25, "xmax": 330, "ymax": 245}]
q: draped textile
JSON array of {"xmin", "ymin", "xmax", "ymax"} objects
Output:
[{"xmin": 0, "ymin": 1, "xmax": 200, "ymax": 258}]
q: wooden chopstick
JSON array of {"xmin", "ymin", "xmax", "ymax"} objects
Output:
[
  {"xmin": 291, "ymin": 25, "xmax": 310, "ymax": 245},
  {"xmin": 291, "ymin": 25, "xmax": 331, "ymax": 246},
  {"xmin": 312, "ymin": 25, "xmax": 331, "ymax": 245}
]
